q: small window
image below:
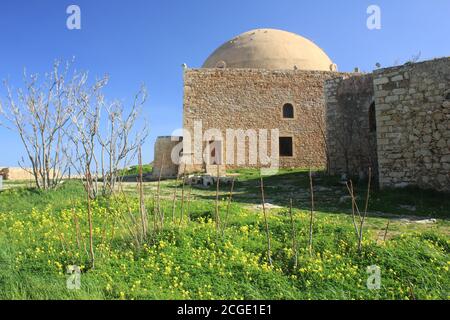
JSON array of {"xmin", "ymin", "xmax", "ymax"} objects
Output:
[
  {"xmin": 445, "ymin": 92, "xmax": 450, "ymax": 101},
  {"xmin": 282, "ymin": 103, "xmax": 294, "ymax": 119},
  {"xmin": 279, "ymin": 137, "xmax": 293, "ymax": 157},
  {"xmin": 215, "ymin": 60, "xmax": 227, "ymax": 69},
  {"xmin": 369, "ymin": 103, "xmax": 377, "ymax": 133}
]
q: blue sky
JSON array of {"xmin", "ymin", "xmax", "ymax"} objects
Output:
[{"xmin": 0, "ymin": 0, "xmax": 449, "ymax": 166}]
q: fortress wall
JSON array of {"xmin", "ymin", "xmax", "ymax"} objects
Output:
[
  {"xmin": 373, "ymin": 57, "xmax": 450, "ymax": 191},
  {"xmin": 324, "ymin": 74, "xmax": 377, "ymax": 179}
]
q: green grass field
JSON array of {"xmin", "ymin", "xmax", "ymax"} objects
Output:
[
  {"xmin": 118, "ymin": 164, "xmax": 153, "ymax": 176},
  {"xmin": 0, "ymin": 169, "xmax": 448, "ymax": 300}
]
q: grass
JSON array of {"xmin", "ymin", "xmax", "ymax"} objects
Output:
[
  {"xmin": 0, "ymin": 169, "xmax": 448, "ymax": 300},
  {"xmin": 0, "ymin": 181, "xmax": 85, "ymax": 213},
  {"xmin": 118, "ymin": 164, "xmax": 153, "ymax": 176}
]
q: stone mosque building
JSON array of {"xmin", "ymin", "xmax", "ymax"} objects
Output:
[
  {"xmin": 153, "ymin": 29, "xmax": 351, "ymax": 176},
  {"xmin": 152, "ymin": 28, "xmax": 450, "ymax": 192}
]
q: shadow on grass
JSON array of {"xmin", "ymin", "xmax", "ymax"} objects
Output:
[
  {"xmin": 191, "ymin": 170, "xmax": 450, "ymax": 220},
  {"xmin": 0, "ymin": 180, "xmax": 86, "ymax": 213}
]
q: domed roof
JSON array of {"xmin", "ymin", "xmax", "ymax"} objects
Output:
[{"xmin": 202, "ymin": 28, "xmax": 336, "ymax": 71}]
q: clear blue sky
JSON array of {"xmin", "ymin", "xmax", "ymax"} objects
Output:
[{"xmin": 0, "ymin": 0, "xmax": 449, "ymax": 166}]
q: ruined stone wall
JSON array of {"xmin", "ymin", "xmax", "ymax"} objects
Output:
[
  {"xmin": 374, "ymin": 57, "xmax": 450, "ymax": 191},
  {"xmin": 325, "ymin": 74, "xmax": 378, "ymax": 179},
  {"xmin": 152, "ymin": 136, "xmax": 182, "ymax": 178},
  {"xmin": 183, "ymin": 68, "xmax": 350, "ymax": 173},
  {"xmin": 0, "ymin": 167, "xmax": 33, "ymax": 180}
]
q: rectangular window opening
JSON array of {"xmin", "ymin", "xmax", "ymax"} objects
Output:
[{"xmin": 279, "ymin": 137, "xmax": 293, "ymax": 157}]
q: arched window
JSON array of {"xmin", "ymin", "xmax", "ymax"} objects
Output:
[
  {"xmin": 369, "ymin": 102, "xmax": 377, "ymax": 133},
  {"xmin": 283, "ymin": 103, "xmax": 294, "ymax": 119}
]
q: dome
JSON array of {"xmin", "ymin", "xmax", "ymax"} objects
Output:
[{"xmin": 202, "ymin": 28, "xmax": 336, "ymax": 71}]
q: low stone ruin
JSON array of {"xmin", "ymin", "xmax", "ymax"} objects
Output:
[{"xmin": 186, "ymin": 174, "xmax": 235, "ymax": 188}]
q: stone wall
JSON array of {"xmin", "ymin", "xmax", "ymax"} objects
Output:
[
  {"xmin": 374, "ymin": 57, "xmax": 450, "ymax": 191},
  {"xmin": 183, "ymin": 68, "xmax": 350, "ymax": 173},
  {"xmin": 325, "ymin": 57, "xmax": 450, "ymax": 191},
  {"xmin": 0, "ymin": 167, "xmax": 33, "ymax": 180},
  {"xmin": 152, "ymin": 136, "xmax": 182, "ymax": 178},
  {"xmin": 325, "ymin": 74, "xmax": 378, "ymax": 179}
]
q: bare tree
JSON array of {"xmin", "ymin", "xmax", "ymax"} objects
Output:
[
  {"xmin": 65, "ymin": 77, "xmax": 148, "ymax": 198},
  {"xmin": 288, "ymin": 198, "xmax": 298, "ymax": 269},
  {"xmin": 260, "ymin": 176, "xmax": 273, "ymax": 267},
  {"xmin": 335, "ymin": 100, "xmax": 358, "ymax": 175},
  {"xmin": 359, "ymin": 167, "xmax": 372, "ymax": 253},
  {"xmin": 65, "ymin": 75, "xmax": 108, "ymax": 198},
  {"xmin": 308, "ymin": 169, "xmax": 315, "ymax": 256},
  {"xmin": 223, "ymin": 176, "xmax": 236, "ymax": 232},
  {"xmin": 96, "ymin": 87, "xmax": 148, "ymax": 196},
  {"xmin": 137, "ymin": 147, "xmax": 148, "ymax": 238},
  {"xmin": 383, "ymin": 220, "xmax": 391, "ymax": 242},
  {"xmin": 0, "ymin": 61, "xmax": 79, "ymax": 189},
  {"xmin": 345, "ymin": 168, "xmax": 372, "ymax": 254},
  {"xmin": 310, "ymin": 107, "xmax": 330, "ymax": 173},
  {"xmin": 215, "ymin": 164, "xmax": 221, "ymax": 231}
]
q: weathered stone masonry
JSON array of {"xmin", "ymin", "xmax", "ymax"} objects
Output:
[
  {"xmin": 183, "ymin": 68, "xmax": 350, "ymax": 173},
  {"xmin": 152, "ymin": 136, "xmax": 182, "ymax": 178},
  {"xmin": 374, "ymin": 58, "xmax": 450, "ymax": 191},
  {"xmin": 326, "ymin": 57, "xmax": 450, "ymax": 192},
  {"xmin": 325, "ymin": 74, "xmax": 377, "ymax": 180}
]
